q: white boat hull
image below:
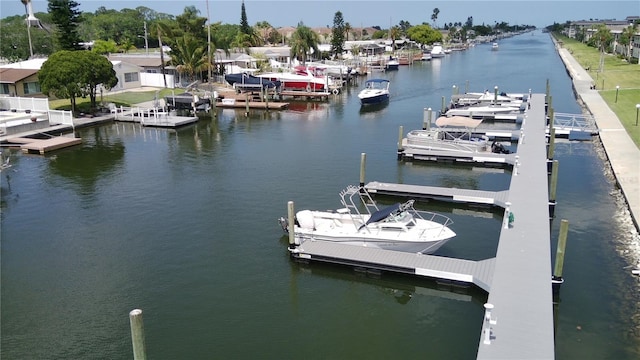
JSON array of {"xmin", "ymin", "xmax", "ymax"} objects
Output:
[{"xmin": 292, "ymin": 209, "xmax": 455, "ymax": 255}]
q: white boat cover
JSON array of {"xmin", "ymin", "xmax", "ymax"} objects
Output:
[{"xmin": 435, "ymin": 116, "xmax": 482, "ymax": 128}]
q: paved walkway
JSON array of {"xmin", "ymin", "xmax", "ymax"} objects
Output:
[{"xmin": 555, "ymin": 43, "xmax": 640, "ymax": 232}]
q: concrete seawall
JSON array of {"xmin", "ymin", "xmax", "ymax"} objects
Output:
[{"xmin": 552, "ymin": 36, "xmax": 639, "ymax": 232}]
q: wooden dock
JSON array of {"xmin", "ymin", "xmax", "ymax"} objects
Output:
[
  {"xmin": 8, "ymin": 136, "xmax": 82, "ymax": 154},
  {"xmin": 285, "ymin": 93, "xmax": 555, "ymax": 359},
  {"xmin": 216, "ymin": 99, "xmax": 289, "ymax": 110}
]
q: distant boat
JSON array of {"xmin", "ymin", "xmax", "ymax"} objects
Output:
[
  {"xmin": 358, "ymin": 79, "xmax": 390, "ymax": 105},
  {"xmin": 492, "ymin": 42, "xmax": 499, "ymax": 51},
  {"xmin": 430, "ymin": 45, "xmax": 446, "ymax": 58},
  {"xmin": 385, "ymin": 57, "xmax": 399, "ymax": 71}
]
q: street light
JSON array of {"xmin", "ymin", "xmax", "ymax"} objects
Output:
[
  {"xmin": 635, "ymin": 104, "xmax": 639, "ymax": 126},
  {"xmin": 615, "ymin": 85, "xmax": 619, "ymax": 103}
]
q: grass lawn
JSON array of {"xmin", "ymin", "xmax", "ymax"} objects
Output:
[
  {"xmin": 49, "ymin": 88, "xmax": 185, "ymax": 113},
  {"xmin": 554, "ymin": 34, "xmax": 640, "ymax": 147}
]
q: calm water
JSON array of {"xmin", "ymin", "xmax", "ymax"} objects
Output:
[{"xmin": 2, "ymin": 31, "xmax": 639, "ymax": 359}]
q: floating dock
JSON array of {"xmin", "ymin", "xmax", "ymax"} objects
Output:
[
  {"xmin": 113, "ymin": 108, "xmax": 198, "ymax": 128},
  {"xmin": 286, "ymin": 93, "xmax": 555, "ymax": 359},
  {"xmin": 7, "ymin": 136, "xmax": 82, "ymax": 154}
]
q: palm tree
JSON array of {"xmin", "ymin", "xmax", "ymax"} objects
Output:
[
  {"xmin": 620, "ymin": 24, "xmax": 638, "ymax": 63},
  {"xmin": 389, "ymin": 26, "xmax": 400, "ymax": 51},
  {"xmin": 344, "ymin": 22, "xmax": 352, "ymax": 41},
  {"xmin": 170, "ymin": 35, "xmax": 207, "ymax": 84},
  {"xmin": 289, "ymin": 23, "xmax": 319, "ymax": 65}
]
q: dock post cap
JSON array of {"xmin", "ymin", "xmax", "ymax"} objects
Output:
[
  {"xmin": 129, "ymin": 309, "xmax": 143, "ymax": 316},
  {"xmin": 484, "ymin": 303, "xmax": 494, "ymax": 310}
]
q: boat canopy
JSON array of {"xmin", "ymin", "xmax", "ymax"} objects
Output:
[
  {"xmin": 435, "ymin": 116, "xmax": 482, "ymax": 128},
  {"xmin": 364, "ymin": 203, "xmax": 401, "ymax": 227},
  {"xmin": 365, "ymin": 79, "xmax": 390, "ymax": 84}
]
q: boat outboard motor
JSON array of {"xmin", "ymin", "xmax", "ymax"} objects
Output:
[{"xmin": 491, "ymin": 141, "xmax": 511, "ymax": 154}]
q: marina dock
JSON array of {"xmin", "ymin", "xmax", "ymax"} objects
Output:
[{"xmin": 287, "ymin": 93, "xmax": 555, "ymax": 359}]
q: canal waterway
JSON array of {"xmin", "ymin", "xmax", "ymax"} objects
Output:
[{"xmin": 2, "ymin": 31, "xmax": 639, "ymax": 359}]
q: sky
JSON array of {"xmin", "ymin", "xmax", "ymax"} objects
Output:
[{"xmin": 1, "ymin": 0, "xmax": 637, "ymax": 29}]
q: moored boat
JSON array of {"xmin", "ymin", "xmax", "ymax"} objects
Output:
[{"xmin": 279, "ymin": 185, "xmax": 456, "ymax": 254}]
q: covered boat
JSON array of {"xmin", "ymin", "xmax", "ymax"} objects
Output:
[
  {"xmin": 405, "ymin": 115, "xmax": 490, "ymax": 153},
  {"xmin": 279, "ymin": 185, "xmax": 455, "ymax": 254}
]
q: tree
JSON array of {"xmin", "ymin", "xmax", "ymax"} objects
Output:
[
  {"xmin": 170, "ymin": 35, "xmax": 207, "ymax": 83},
  {"xmin": 344, "ymin": 22, "xmax": 352, "ymax": 41},
  {"xmin": 91, "ymin": 39, "xmax": 119, "ymax": 54},
  {"xmin": 406, "ymin": 24, "xmax": 442, "ymax": 47},
  {"xmin": 330, "ymin": 11, "xmax": 345, "ymax": 58},
  {"xmin": 39, "ymin": 50, "xmax": 117, "ymax": 113},
  {"xmin": 431, "ymin": 8, "xmax": 440, "ymax": 29},
  {"xmin": 465, "ymin": 16, "xmax": 473, "ymax": 29},
  {"xmin": 48, "ymin": 0, "xmax": 83, "ymax": 50},
  {"xmin": 240, "ymin": 0, "xmax": 251, "ymax": 36},
  {"xmin": 619, "ymin": 24, "xmax": 638, "ymax": 63},
  {"xmin": 389, "ymin": 26, "xmax": 400, "ymax": 51},
  {"xmin": 290, "ymin": 22, "xmax": 319, "ymax": 65},
  {"xmin": 398, "ymin": 20, "xmax": 411, "ymax": 36}
]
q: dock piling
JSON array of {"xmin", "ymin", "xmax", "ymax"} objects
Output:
[
  {"xmin": 288, "ymin": 201, "xmax": 296, "ymax": 248},
  {"xmin": 549, "ymin": 160, "xmax": 559, "ymax": 217},
  {"xmin": 129, "ymin": 309, "xmax": 147, "ymax": 360},
  {"xmin": 359, "ymin": 153, "xmax": 366, "ymax": 188},
  {"xmin": 441, "ymin": 96, "xmax": 446, "ymax": 114},
  {"xmin": 552, "ymin": 219, "xmax": 570, "ymax": 293},
  {"xmin": 244, "ymin": 93, "xmax": 250, "ymax": 116},
  {"xmin": 548, "ymin": 127, "xmax": 556, "ymax": 160},
  {"xmin": 397, "ymin": 126, "xmax": 404, "ymax": 158}
]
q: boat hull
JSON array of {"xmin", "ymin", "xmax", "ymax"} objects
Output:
[
  {"xmin": 359, "ymin": 93, "xmax": 390, "ymax": 105},
  {"xmin": 291, "ymin": 210, "xmax": 455, "ymax": 254}
]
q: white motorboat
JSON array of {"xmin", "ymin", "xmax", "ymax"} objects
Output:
[
  {"xmin": 405, "ymin": 116, "xmax": 490, "ymax": 153},
  {"xmin": 491, "ymin": 42, "xmax": 499, "ymax": 51},
  {"xmin": 444, "ymin": 103, "xmax": 525, "ymax": 118},
  {"xmin": 450, "ymin": 90, "xmax": 527, "ymax": 108},
  {"xmin": 358, "ymin": 78, "xmax": 390, "ymax": 105},
  {"xmin": 279, "ymin": 185, "xmax": 456, "ymax": 254},
  {"xmin": 430, "ymin": 45, "xmax": 446, "ymax": 58}
]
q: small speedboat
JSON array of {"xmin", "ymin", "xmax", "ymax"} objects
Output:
[
  {"xmin": 279, "ymin": 185, "xmax": 456, "ymax": 254},
  {"xmin": 358, "ymin": 79, "xmax": 390, "ymax": 105}
]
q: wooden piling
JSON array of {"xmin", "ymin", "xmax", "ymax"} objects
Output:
[
  {"xmin": 548, "ymin": 126, "xmax": 556, "ymax": 160},
  {"xmin": 549, "ymin": 160, "xmax": 559, "ymax": 202},
  {"xmin": 359, "ymin": 152, "xmax": 366, "ymax": 188},
  {"xmin": 553, "ymin": 219, "xmax": 569, "ymax": 293},
  {"xmin": 441, "ymin": 96, "xmax": 446, "ymax": 114},
  {"xmin": 287, "ymin": 201, "xmax": 296, "ymax": 248},
  {"xmin": 245, "ymin": 93, "xmax": 249, "ymax": 116},
  {"xmin": 545, "ymin": 79, "xmax": 550, "ymax": 105},
  {"xmin": 129, "ymin": 309, "xmax": 146, "ymax": 360}
]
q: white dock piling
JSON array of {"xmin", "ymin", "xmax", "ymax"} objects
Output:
[
  {"xmin": 359, "ymin": 153, "xmax": 366, "ymax": 188},
  {"xmin": 129, "ymin": 309, "xmax": 146, "ymax": 360}
]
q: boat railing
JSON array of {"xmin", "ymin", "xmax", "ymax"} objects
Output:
[{"xmin": 413, "ymin": 207, "xmax": 454, "ymax": 237}]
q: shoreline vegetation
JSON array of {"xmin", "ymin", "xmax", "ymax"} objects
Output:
[{"xmin": 553, "ymin": 33, "xmax": 640, "ymax": 148}]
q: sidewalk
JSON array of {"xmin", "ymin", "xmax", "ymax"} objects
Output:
[{"xmin": 555, "ymin": 43, "xmax": 640, "ymax": 231}]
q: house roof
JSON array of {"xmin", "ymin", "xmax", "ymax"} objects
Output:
[
  {"xmin": 0, "ymin": 68, "xmax": 39, "ymax": 84},
  {"xmin": 108, "ymin": 54, "xmax": 166, "ymax": 67},
  {"xmin": 0, "ymin": 58, "xmax": 47, "ymax": 70}
]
